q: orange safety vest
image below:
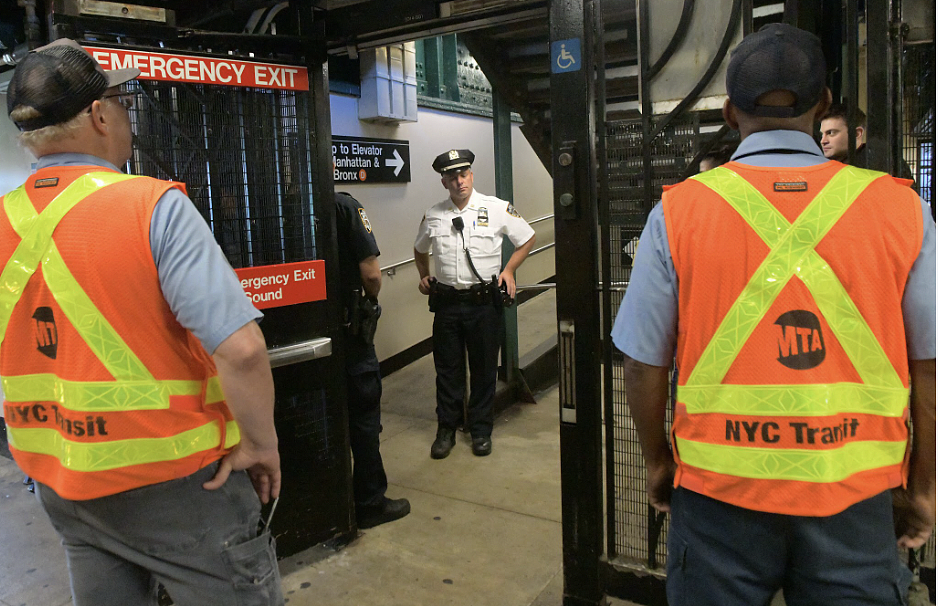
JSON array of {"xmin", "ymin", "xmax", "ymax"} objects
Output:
[
  {"xmin": 663, "ymin": 161, "xmax": 922, "ymax": 516},
  {"xmin": 0, "ymin": 165, "xmax": 240, "ymax": 500}
]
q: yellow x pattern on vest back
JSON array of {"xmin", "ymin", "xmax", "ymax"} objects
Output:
[
  {"xmin": 675, "ymin": 165, "xmax": 908, "ymax": 484},
  {"xmin": 1, "ymin": 174, "xmax": 237, "ymax": 472}
]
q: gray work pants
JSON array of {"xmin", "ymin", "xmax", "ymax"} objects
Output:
[{"xmin": 36, "ymin": 462, "xmax": 283, "ymax": 606}]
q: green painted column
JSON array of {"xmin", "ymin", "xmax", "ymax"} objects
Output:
[{"xmin": 492, "ymin": 86, "xmax": 522, "ymax": 391}]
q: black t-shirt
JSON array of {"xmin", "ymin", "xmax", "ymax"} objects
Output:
[
  {"xmin": 852, "ymin": 145, "xmax": 919, "ymax": 193},
  {"xmin": 335, "ymin": 192, "xmax": 381, "ymax": 373}
]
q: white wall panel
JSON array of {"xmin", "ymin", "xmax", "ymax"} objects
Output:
[{"xmin": 329, "ymin": 93, "xmax": 555, "ymax": 362}]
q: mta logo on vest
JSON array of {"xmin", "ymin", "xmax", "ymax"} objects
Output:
[
  {"xmin": 775, "ymin": 310, "xmax": 825, "ymax": 370},
  {"xmin": 33, "ymin": 306, "xmax": 58, "ymax": 360}
]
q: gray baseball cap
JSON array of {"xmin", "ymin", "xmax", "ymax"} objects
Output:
[{"xmin": 7, "ymin": 38, "xmax": 140, "ymax": 132}]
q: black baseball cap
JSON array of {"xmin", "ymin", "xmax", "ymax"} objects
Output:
[
  {"xmin": 432, "ymin": 149, "xmax": 475, "ymax": 174},
  {"xmin": 7, "ymin": 39, "xmax": 140, "ymax": 132},
  {"xmin": 726, "ymin": 23, "xmax": 827, "ymax": 118}
]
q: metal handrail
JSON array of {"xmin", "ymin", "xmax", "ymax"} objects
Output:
[
  {"xmin": 514, "ymin": 280, "xmax": 629, "ymax": 293},
  {"xmin": 381, "ymin": 214, "xmax": 556, "ymax": 275},
  {"xmin": 516, "ymin": 282, "xmax": 555, "ymax": 292},
  {"xmin": 382, "ymin": 255, "xmax": 427, "ymax": 274}
]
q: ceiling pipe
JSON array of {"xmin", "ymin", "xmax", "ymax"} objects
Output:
[
  {"xmin": 185, "ymin": 1, "xmax": 284, "ymax": 29},
  {"xmin": 258, "ymin": 2, "xmax": 290, "ymax": 34}
]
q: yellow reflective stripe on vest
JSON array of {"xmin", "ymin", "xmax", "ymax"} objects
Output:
[
  {"xmin": 224, "ymin": 419, "xmax": 241, "ymax": 448},
  {"xmin": 42, "ymin": 240, "xmax": 153, "ymax": 380},
  {"xmin": 797, "ymin": 250, "xmax": 903, "ymax": 388},
  {"xmin": 676, "ymin": 437, "xmax": 906, "ymax": 483},
  {"xmin": 2, "ymin": 375, "xmax": 225, "ymax": 411},
  {"xmin": 1, "ymin": 173, "xmax": 151, "ymax": 384},
  {"xmin": 688, "ymin": 166, "xmax": 902, "ymax": 390},
  {"xmin": 679, "ymin": 383, "xmax": 909, "ymax": 417},
  {"xmin": 7, "ymin": 419, "xmax": 240, "ymax": 472},
  {"xmin": 1, "ymin": 173, "xmax": 137, "ymax": 348}
]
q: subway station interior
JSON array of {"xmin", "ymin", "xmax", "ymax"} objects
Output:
[{"xmin": 0, "ymin": 1, "xmax": 935, "ymax": 605}]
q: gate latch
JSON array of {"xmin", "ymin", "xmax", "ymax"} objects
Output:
[{"xmin": 559, "ymin": 319, "xmax": 576, "ymax": 423}]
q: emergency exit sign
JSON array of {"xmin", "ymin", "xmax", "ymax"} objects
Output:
[
  {"xmin": 332, "ymin": 136, "xmax": 411, "ymax": 183},
  {"xmin": 235, "ymin": 260, "xmax": 326, "ymax": 310}
]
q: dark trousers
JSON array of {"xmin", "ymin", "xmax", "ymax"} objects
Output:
[
  {"xmin": 432, "ymin": 302, "xmax": 502, "ymax": 438},
  {"xmin": 667, "ymin": 487, "xmax": 910, "ymax": 606},
  {"xmin": 346, "ymin": 351, "xmax": 387, "ymax": 510}
]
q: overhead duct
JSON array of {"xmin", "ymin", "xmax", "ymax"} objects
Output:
[
  {"xmin": 359, "ymin": 42, "xmax": 418, "ymax": 122},
  {"xmin": 52, "ymin": 0, "xmax": 174, "ymax": 25}
]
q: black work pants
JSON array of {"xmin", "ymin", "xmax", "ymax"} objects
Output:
[
  {"xmin": 432, "ymin": 302, "xmax": 502, "ymax": 438},
  {"xmin": 346, "ymin": 342, "xmax": 387, "ymax": 510}
]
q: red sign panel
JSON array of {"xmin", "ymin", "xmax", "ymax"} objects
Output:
[
  {"xmin": 235, "ymin": 260, "xmax": 326, "ymax": 310},
  {"xmin": 85, "ymin": 46, "xmax": 309, "ymax": 91}
]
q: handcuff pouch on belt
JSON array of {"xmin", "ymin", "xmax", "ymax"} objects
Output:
[{"xmin": 347, "ymin": 290, "xmax": 382, "ymax": 345}]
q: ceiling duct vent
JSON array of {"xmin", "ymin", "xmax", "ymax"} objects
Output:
[
  {"xmin": 439, "ymin": 0, "xmax": 535, "ymax": 18},
  {"xmin": 55, "ymin": 0, "xmax": 174, "ymax": 25}
]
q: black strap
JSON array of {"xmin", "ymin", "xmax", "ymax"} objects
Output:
[{"xmin": 458, "ymin": 231, "xmax": 486, "ymax": 284}]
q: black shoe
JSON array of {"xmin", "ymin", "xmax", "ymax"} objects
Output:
[
  {"xmin": 357, "ymin": 497, "xmax": 411, "ymax": 529},
  {"xmin": 430, "ymin": 427, "xmax": 456, "ymax": 459},
  {"xmin": 471, "ymin": 436, "xmax": 492, "ymax": 457}
]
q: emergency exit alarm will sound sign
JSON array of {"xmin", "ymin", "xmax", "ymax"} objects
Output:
[{"xmin": 235, "ymin": 261, "xmax": 326, "ymax": 310}]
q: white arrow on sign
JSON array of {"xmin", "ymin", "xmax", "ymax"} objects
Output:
[{"xmin": 386, "ymin": 149, "xmax": 406, "ymax": 177}]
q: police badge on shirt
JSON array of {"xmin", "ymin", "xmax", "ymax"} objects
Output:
[
  {"xmin": 359, "ymin": 208, "xmax": 373, "ymax": 233},
  {"xmin": 477, "ymin": 207, "xmax": 489, "ymax": 227}
]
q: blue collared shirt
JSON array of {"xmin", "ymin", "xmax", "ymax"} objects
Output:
[
  {"xmin": 33, "ymin": 153, "xmax": 261, "ymax": 353},
  {"xmin": 611, "ymin": 130, "xmax": 936, "ymax": 364}
]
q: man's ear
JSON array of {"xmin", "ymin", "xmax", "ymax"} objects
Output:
[
  {"xmin": 440, "ymin": 177, "xmax": 446, "ymax": 189},
  {"xmin": 813, "ymin": 87, "xmax": 833, "ymax": 123},
  {"xmin": 88, "ymin": 100, "xmax": 109, "ymax": 136},
  {"xmin": 855, "ymin": 125, "xmax": 865, "ymax": 145},
  {"xmin": 722, "ymin": 98, "xmax": 739, "ymax": 131}
]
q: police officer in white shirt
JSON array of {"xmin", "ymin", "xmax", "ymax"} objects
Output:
[{"xmin": 414, "ymin": 149, "xmax": 535, "ymax": 458}]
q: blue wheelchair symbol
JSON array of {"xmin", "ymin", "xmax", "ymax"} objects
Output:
[{"xmin": 551, "ymin": 38, "xmax": 581, "ymax": 74}]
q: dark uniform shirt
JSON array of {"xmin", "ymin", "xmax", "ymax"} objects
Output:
[{"xmin": 335, "ymin": 192, "xmax": 381, "ymax": 374}]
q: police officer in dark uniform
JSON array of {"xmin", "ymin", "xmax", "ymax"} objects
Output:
[
  {"xmin": 335, "ymin": 192, "xmax": 410, "ymax": 528},
  {"xmin": 413, "ymin": 150, "xmax": 535, "ymax": 459}
]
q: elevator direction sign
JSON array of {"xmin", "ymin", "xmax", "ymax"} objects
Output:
[{"xmin": 332, "ymin": 136, "xmax": 411, "ymax": 183}]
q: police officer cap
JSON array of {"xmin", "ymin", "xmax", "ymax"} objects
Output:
[{"xmin": 432, "ymin": 149, "xmax": 475, "ymax": 174}]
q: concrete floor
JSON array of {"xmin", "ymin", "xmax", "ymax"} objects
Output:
[{"xmin": 0, "ymin": 291, "xmax": 641, "ymax": 606}]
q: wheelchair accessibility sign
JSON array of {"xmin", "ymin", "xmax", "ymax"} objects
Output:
[{"xmin": 551, "ymin": 38, "xmax": 581, "ymax": 73}]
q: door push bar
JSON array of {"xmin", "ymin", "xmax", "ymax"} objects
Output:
[{"xmin": 267, "ymin": 337, "xmax": 332, "ymax": 368}]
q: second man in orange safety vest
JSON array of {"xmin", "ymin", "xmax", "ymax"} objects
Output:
[{"xmin": 612, "ymin": 23, "xmax": 935, "ymax": 605}]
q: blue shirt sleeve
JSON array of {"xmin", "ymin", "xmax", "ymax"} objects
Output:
[
  {"xmin": 902, "ymin": 199, "xmax": 936, "ymax": 360},
  {"xmin": 149, "ymin": 189, "xmax": 262, "ymax": 354},
  {"xmin": 610, "ymin": 203, "xmax": 678, "ymax": 366}
]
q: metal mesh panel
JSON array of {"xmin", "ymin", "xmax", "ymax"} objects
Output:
[
  {"xmin": 902, "ymin": 43, "xmax": 936, "ymax": 567},
  {"xmin": 122, "ymin": 80, "xmax": 318, "ymax": 269},
  {"xmin": 902, "ymin": 43, "xmax": 936, "ymax": 216},
  {"xmin": 604, "ymin": 115, "xmax": 697, "ymax": 570},
  {"xmin": 271, "ymin": 375, "xmax": 348, "ymax": 556}
]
